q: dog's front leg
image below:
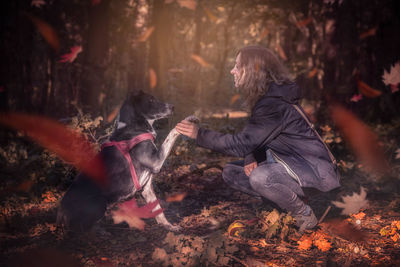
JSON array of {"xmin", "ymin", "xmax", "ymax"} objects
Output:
[
  {"xmin": 141, "ymin": 173, "xmax": 181, "ymax": 232},
  {"xmin": 151, "ymin": 128, "xmax": 181, "ymax": 173}
]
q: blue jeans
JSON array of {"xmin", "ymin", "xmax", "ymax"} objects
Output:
[{"xmin": 222, "ymin": 151, "xmax": 308, "ymax": 215}]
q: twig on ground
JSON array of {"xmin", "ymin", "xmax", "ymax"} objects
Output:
[{"xmin": 318, "ymin": 205, "xmax": 331, "ymax": 224}]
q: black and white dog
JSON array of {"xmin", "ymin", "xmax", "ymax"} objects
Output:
[{"xmin": 57, "ymin": 90, "xmax": 183, "ymax": 232}]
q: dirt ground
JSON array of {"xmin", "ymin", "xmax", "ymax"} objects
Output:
[{"xmin": 1, "ymin": 117, "xmax": 400, "ymax": 266}]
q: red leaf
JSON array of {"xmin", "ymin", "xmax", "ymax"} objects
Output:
[
  {"xmin": 296, "ymin": 17, "xmax": 313, "ymax": 28},
  {"xmin": 25, "ymin": 13, "xmax": 60, "ymax": 52},
  {"xmin": 137, "ymin": 26, "xmax": 155, "ymax": 42},
  {"xmin": 319, "ymin": 218, "xmax": 367, "ymax": 242},
  {"xmin": 166, "ymin": 192, "xmax": 187, "ymax": 202},
  {"xmin": 330, "ymin": 105, "xmax": 389, "ymax": 173},
  {"xmin": 191, "ymin": 54, "xmax": 212, "ymax": 68},
  {"xmin": 359, "ymin": 26, "xmax": 377, "ymax": 40},
  {"xmin": 59, "ymin": 46, "xmax": 83, "ymax": 63},
  {"xmin": 0, "ymin": 113, "xmax": 107, "ymax": 186}
]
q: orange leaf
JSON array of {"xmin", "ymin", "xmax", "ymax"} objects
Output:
[
  {"xmin": 259, "ymin": 27, "xmax": 268, "ymax": 40},
  {"xmin": 352, "ymin": 212, "xmax": 366, "ymax": 220},
  {"xmin": 330, "ymin": 105, "xmax": 389, "ymax": 173},
  {"xmin": 0, "ymin": 113, "xmax": 107, "ymax": 186},
  {"xmin": 296, "ymin": 17, "xmax": 312, "ymax": 28},
  {"xmin": 149, "ymin": 68, "xmax": 157, "ymax": 89},
  {"xmin": 137, "ymin": 26, "xmax": 155, "ymax": 42},
  {"xmin": 308, "ymin": 68, "xmax": 318, "ymax": 78},
  {"xmin": 25, "ymin": 13, "xmax": 60, "ymax": 52},
  {"xmin": 276, "ymin": 44, "xmax": 287, "ymax": 61},
  {"xmin": 166, "ymin": 192, "xmax": 187, "ymax": 202},
  {"xmin": 356, "ymin": 79, "xmax": 382, "ymax": 98},
  {"xmin": 230, "ymin": 93, "xmax": 241, "ymax": 105},
  {"xmin": 359, "ymin": 26, "xmax": 377, "ymax": 39},
  {"xmin": 314, "ymin": 237, "xmax": 331, "ymax": 252},
  {"xmin": 177, "ymin": 0, "xmax": 197, "ymax": 10},
  {"xmin": 297, "ymin": 234, "xmax": 313, "ymax": 250},
  {"xmin": 191, "ymin": 54, "xmax": 212, "ymax": 68}
]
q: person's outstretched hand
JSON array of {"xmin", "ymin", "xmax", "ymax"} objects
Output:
[
  {"xmin": 244, "ymin": 161, "xmax": 258, "ymax": 176},
  {"xmin": 176, "ymin": 120, "xmax": 199, "ymax": 139}
]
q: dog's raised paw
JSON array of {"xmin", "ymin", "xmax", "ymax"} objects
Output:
[{"xmin": 184, "ymin": 115, "xmax": 200, "ymax": 124}]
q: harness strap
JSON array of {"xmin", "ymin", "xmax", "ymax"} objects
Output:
[
  {"xmin": 101, "ymin": 133, "xmax": 155, "ymax": 190},
  {"xmin": 292, "ymin": 104, "xmax": 337, "ymax": 164}
]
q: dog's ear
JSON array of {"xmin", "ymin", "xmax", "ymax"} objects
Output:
[{"xmin": 132, "ymin": 90, "xmax": 144, "ymax": 97}]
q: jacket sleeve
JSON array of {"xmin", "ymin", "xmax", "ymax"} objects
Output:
[{"xmin": 196, "ymin": 103, "xmax": 284, "ymax": 157}]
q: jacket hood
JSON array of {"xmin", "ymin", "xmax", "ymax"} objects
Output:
[{"xmin": 265, "ymin": 82, "xmax": 301, "ymax": 104}]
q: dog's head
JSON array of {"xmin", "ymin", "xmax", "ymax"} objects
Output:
[{"xmin": 129, "ymin": 90, "xmax": 174, "ymax": 121}]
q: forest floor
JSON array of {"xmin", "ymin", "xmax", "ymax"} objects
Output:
[{"xmin": 1, "ymin": 115, "xmax": 400, "ymax": 266}]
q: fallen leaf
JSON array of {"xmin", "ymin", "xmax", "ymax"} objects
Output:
[
  {"xmin": 359, "ymin": 26, "xmax": 377, "ymax": 39},
  {"xmin": 191, "ymin": 54, "xmax": 211, "ymax": 68},
  {"xmin": 166, "ymin": 192, "xmax": 187, "ymax": 202},
  {"xmin": 0, "ymin": 113, "xmax": 107, "ymax": 186},
  {"xmin": 25, "ymin": 13, "xmax": 60, "ymax": 52},
  {"xmin": 297, "ymin": 234, "xmax": 313, "ymax": 250},
  {"xmin": 137, "ymin": 26, "xmax": 155, "ymax": 42},
  {"xmin": 59, "ymin": 46, "xmax": 83, "ymax": 63},
  {"xmin": 149, "ymin": 68, "xmax": 157, "ymax": 89},
  {"xmin": 330, "ymin": 104, "xmax": 389, "ymax": 172},
  {"xmin": 111, "ymin": 198, "xmax": 163, "ymax": 230},
  {"xmin": 350, "ymin": 93, "xmax": 363, "ymax": 102},
  {"xmin": 332, "ymin": 187, "xmax": 368, "ymax": 215},
  {"xmin": 351, "ymin": 212, "xmax": 366, "ymax": 220},
  {"xmin": 313, "ymin": 231, "xmax": 332, "ymax": 252}
]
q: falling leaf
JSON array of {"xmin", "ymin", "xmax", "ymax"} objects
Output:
[
  {"xmin": 0, "ymin": 113, "xmax": 107, "ymax": 186},
  {"xmin": 332, "ymin": 187, "xmax": 368, "ymax": 215},
  {"xmin": 31, "ymin": 0, "xmax": 46, "ymax": 8},
  {"xmin": 137, "ymin": 26, "xmax": 155, "ymax": 42},
  {"xmin": 191, "ymin": 54, "xmax": 211, "ymax": 68},
  {"xmin": 203, "ymin": 6, "xmax": 217, "ymax": 22},
  {"xmin": 106, "ymin": 103, "xmax": 122, "ymax": 123},
  {"xmin": 320, "ymin": 218, "xmax": 367, "ymax": 242},
  {"xmin": 166, "ymin": 192, "xmax": 187, "ymax": 202},
  {"xmin": 149, "ymin": 68, "xmax": 157, "ymax": 89},
  {"xmin": 356, "ymin": 78, "xmax": 382, "ymax": 98},
  {"xmin": 296, "ymin": 17, "xmax": 313, "ymax": 28},
  {"xmin": 177, "ymin": 0, "xmax": 197, "ymax": 10},
  {"xmin": 297, "ymin": 234, "xmax": 312, "ymax": 250},
  {"xmin": 59, "ymin": 46, "xmax": 83, "ymax": 63},
  {"xmin": 276, "ymin": 44, "xmax": 287, "ymax": 61},
  {"xmin": 91, "ymin": 0, "xmax": 101, "ymax": 5},
  {"xmin": 330, "ymin": 104, "xmax": 389, "ymax": 172},
  {"xmin": 350, "ymin": 93, "xmax": 363, "ymax": 102},
  {"xmin": 382, "ymin": 62, "xmax": 400, "ymax": 92},
  {"xmin": 25, "ymin": 13, "xmax": 60, "ymax": 52},
  {"xmin": 168, "ymin": 68, "xmax": 183, "ymax": 73},
  {"xmin": 359, "ymin": 26, "xmax": 377, "ymax": 39},
  {"xmin": 111, "ymin": 198, "xmax": 163, "ymax": 230},
  {"xmin": 308, "ymin": 68, "xmax": 318, "ymax": 78},
  {"xmin": 230, "ymin": 93, "xmax": 241, "ymax": 105},
  {"xmin": 396, "ymin": 149, "xmax": 400, "ymax": 159},
  {"xmin": 98, "ymin": 92, "xmax": 106, "ymax": 105}
]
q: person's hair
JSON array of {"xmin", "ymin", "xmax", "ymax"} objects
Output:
[{"xmin": 236, "ymin": 45, "xmax": 294, "ymax": 109}]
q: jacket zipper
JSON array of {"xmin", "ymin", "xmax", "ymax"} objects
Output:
[{"xmin": 270, "ymin": 150, "xmax": 302, "ymax": 186}]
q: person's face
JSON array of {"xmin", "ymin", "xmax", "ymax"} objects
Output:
[{"xmin": 230, "ymin": 53, "xmax": 243, "ymax": 88}]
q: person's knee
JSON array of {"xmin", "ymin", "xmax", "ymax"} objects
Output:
[{"xmin": 249, "ymin": 167, "xmax": 268, "ymax": 189}]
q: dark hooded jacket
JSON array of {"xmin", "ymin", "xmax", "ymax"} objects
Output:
[{"xmin": 196, "ymin": 82, "xmax": 340, "ymax": 192}]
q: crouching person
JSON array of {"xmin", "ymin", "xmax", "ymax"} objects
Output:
[{"xmin": 176, "ymin": 46, "xmax": 340, "ymax": 232}]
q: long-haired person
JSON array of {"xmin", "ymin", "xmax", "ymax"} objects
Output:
[{"xmin": 176, "ymin": 45, "xmax": 340, "ymax": 232}]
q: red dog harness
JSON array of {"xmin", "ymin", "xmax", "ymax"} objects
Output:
[{"xmin": 101, "ymin": 133, "xmax": 155, "ymax": 191}]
